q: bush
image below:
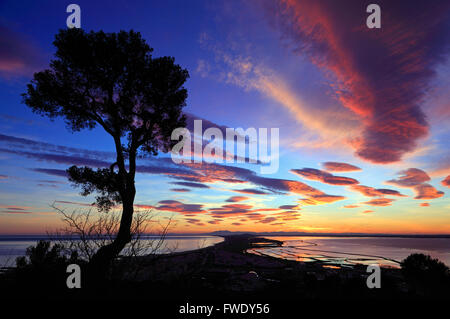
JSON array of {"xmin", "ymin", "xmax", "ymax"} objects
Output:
[
  {"xmin": 401, "ymin": 253, "xmax": 450, "ymax": 297},
  {"xmin": 16, "ymin": 240, "xmax": 79, "ymax": 270},
  {"xmin": 4, "ymin": 240, "xmax": 83, "ymax": 298}
]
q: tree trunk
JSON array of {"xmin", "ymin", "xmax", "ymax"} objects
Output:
[
  {"xmin": 88, "ymin": 134, "xmax": 137, "ymax": 283},
  {"xmin": 88, "ymin": 195, "xmax": 135, "ymax": 281}
]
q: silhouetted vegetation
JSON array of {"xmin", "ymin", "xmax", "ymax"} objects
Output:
[
  {"xmin": 401, "ymin": 253, "xmax": 450, "ymax": 297},
  {"xmin": 3, "ymin": 241, "xmax": 83, "ymax": 297},
  {"xmin": 22, "ymin": 28, "xmax": 189, "ymax": 272},
  {"xmin": 16, "ymin": 240, "xmax": 79, "ymax": 269},
  {"xmin": 48, "ymin": 204, "xmax": 174, "ymax": 281},
  {"xmin": 2, "ymin": 237, "xmax": 449, "ymax": 300}
]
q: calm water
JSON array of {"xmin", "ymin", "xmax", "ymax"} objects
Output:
[
  {"xmin": 0, "ymin": 235, "xmax": 223, "ymax": 267},
  {"xmin": 247, "ymin": 236, "xmax": 450, "ymax": 268}
]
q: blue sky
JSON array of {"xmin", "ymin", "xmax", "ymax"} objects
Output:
[{"xmin": 1, "ymin": 0, "xmax": 449, "ymax": 234}]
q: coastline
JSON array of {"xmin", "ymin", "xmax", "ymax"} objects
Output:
[
  {"xmin": 2, "ymin": 234, "xmax": 450, "ymax": 300},
  {"xmin": 114, "ymin": 234, "xmax": 407, "ymax": 300}
]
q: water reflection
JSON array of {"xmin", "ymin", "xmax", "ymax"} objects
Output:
[
  {"xmin": 248, "ymin": 236, "xmax": 450, "ymax": 268},
  {"xmin": 0, "ymin": 236, "xmax": 223, "ymax": 267}
]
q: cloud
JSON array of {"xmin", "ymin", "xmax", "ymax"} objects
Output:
[
  {"xmin": 170, "ymin": 188, "xmax": 191, "ymax": 192},
  {"xmin": 385, "ymin": 168, "xmax": 445, "ymax": 200},
  {"xmin": 54, "ymin": 200, "xmax": 94, "ymax": 207},
  {"xmin": 413, "ymin": 183, "xmax": 444, "ymax": 200},
  {"xmin": 6, "ymin": 133, "xmax": 345, "ymax": 207},
  {"xmin": 168, "ymin": 163, "xmax": 348, "ymax": 206},
  {"xmin": 209, "ymin": 204, "xmax": 254, "ymax": 217},
  {"xmin": 199, "ymin": 31, "xmax": 360, "ymax": 151},
  {"xmin": 30, "ymin": 168, "xmax": 68, "ymax": 177},
  {"xmin": 273, "ymin": 210, "xmax": 301, "ymax": 221},
  {"xmin": 442, "ymin": 175, "xmax": 450, "ymax": 187},
  {"xmin": 226, "ymin": 196, "xmax": 249, "ymax": 202},
  {"xmin": 184, "ymin": 218, "xmax": 205, "ymax": 226},
  {"xmin": 343, "ymin": 204, "xmax": 360, "ymax": 208},
  {"xmin": 362, "ymin": 210, "xmax": 374, "ymax": 214},
  {"xmin": 269, "ymin": 0, "xmax": 450, "ymax": 163},
  {"xmin": 1, "ymin": 210, "xmax": 33, "ymax": 214},
  {"xmin": 0, "ymin": 148, "xmax": 111, "ymax": 168},
  {"xmin": 184, "ymin": 113, "xmax": 261, "ymax": 163},
  {"xmin": 299, "ymin": 194, "xmax": 346, "ymax": 206},
  {"xmin": 170, "ymin": 181, "xmax": 210, "ymax": 189},
  {"xmin": 420, "ymin": 202, "xmax": 430, "ymax": 207},
  {"xmin": 291, "ymin": 168, "xmax": 359, "ymax": 185},
  {"xmin": 257, "ymin": 217, "xmax": 277, "ymax": 224},
  {"xmin": 278, "ymin": 204, "xmax": 300, "ymax": 210},
  {"xmin": 0, "ymin": 25, "xmax": 44, "ymax": 78},
  {"xmin": 134, "ymin": 204, "xmax": 156, "ymax": 210},
  {"xmin": 322, "ymin": 162, "xmax": 361, "ymax": 172},
  {"xmin": 0, "ymin": 205, "xmax": 33, "ymax": 214},
  {"xmin": 362, "ymin": 198, "xmax": 395, "ymax": 207},
  {"xmin": 387, "ymin": 168, "xmax": 431, "ymax": 187},
  {"xmin": 349, "ymin": 185, "xmax": 405, "ymax": 197},
  {"xmin": 156, "ymin": 200, "xmax": 204, "ymax": 214},
  {"xmin": 232, "ymin": 188, "xmax": 269, "ymax": 195}
]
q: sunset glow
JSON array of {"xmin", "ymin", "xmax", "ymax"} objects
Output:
[{"xmin": 0, "ymin": 0, "xmax": 449, "ymax": 236}]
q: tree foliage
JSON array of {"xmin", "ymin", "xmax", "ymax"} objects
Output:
[
  {"xmin": 22, "ymin": 28, "xmax": 189, "ymax": 266},
  {"xmin": 23, "ymin": 28, "xmax": 188, "ymax": 212}
]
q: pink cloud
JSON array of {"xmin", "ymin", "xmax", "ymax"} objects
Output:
[
  {"xmin": 414, "ymin": 184, "xmax": 444, "ymax": 200},
  {"xmin": 226, "ymin": 196, "xmax": 249, "ymax": 202},
  {"xmin": 362, "ymin": 198, "xmax": 395, "ymax": 207},
  {"xmin": 291, "ymin": 168, "xmax": 359, "ymax": 185},
  {"xmin": 349, "ymin": 185, "xmax": 405, "ymax": 197},
  {"xmin": 0, "ymin": 25, "xmax": 44, "ymax": 78},
  {"xmin": 442, "ymin": 175, "xmax": 450, "ymax": 187},
  {"xmin": 387, "ymin": 168, "xmax": 431, "ymax": 187},
  {"xmin": 322, "ymin": 162, "xmax": 361, "ymax": 172},
  {"xmin": 269, "ymin": 0, "xmax": 450, "ymax": 163}
]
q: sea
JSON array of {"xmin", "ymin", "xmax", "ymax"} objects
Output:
[
  {"xmin": 247, "ymin": 236, "xmax": 450, "ymax": 268},
  {"xmin": 0, "ymin": 235, "xmax": 223, "ymax": 267},
  {"xmin": 2, "ymin": 235, "xmax": 450, "ymax": 269}
]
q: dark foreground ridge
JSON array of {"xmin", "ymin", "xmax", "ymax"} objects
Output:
[{"xmin": 1, "ymin": 234, "xmax": 449, "ymax": 303}]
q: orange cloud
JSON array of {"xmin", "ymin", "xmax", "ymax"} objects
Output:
[
  {"xmin": 349, "ymin": 185, "xmax": 406, "ymax": 197},
  {"xmin": 226, "ymin": 196, "xmax": 249, "ymax": 202},
  {"xmin": 322, "ymin": 162, "xmax": 361, "ymax": 172},
  {"xmin": 362, "ymin": 198, "xmax": 395, "ymax": 207},
  {"xmin": 299, "ymin": 194, "xmax": 346, "ymax": 206},
  {"xmin": 442, "ymin": 175, "xmax": 450, "ymax": 187},
  {"xmin": 270, "ymin": 0, "xmax": 450, "ymax": 163},
  {"xmin": 386, "ymin": 168, "xmax": 444, "ymax": 200},
  {"xmin": 414, "ymin": 184, "xmax": 444, "ymax": 200},
  {"xmin": 291, "ymin": 168, "xmax": 359, "ymax": 185},
  {"xmin": 156, "ymin": 200, "xmax": 204, "ymax": 214},
  {"xmin": 387, "ymin": 168, "xmax": 431, "ymax": 187}
]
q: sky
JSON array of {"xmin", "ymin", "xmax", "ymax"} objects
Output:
[{"xmin": 0, "ymin": 0, "xmax": 449, "ymax": 235}]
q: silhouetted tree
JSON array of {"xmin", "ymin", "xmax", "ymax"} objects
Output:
[
  {"xmin": 23, "ymin": 29, "xmax": 188, "ymax": 273},
  {"xmin": 401, "ymin": 253, "xmax": 450, "ymax": 297}
]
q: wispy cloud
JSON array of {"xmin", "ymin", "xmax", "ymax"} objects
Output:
[
  {"xmin": 322, "ymin": 162, "xmax": 361, "ymax": 172},
  {"xmin": 291, "ymin": 168, "xmax": 358, "ymax": 185},
  {"xmin": 386, "ymin": 168, "xmax": 445, "ymax": 200},
  {"xmin": 268, "ymin": 0, "xmax": 450, "ymax": 163},
  {"xmin": 0, "ymin": 25, "xmax": 45, "ymax": 78}
]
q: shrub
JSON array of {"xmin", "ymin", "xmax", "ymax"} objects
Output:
[{"xmin": 401, "ymin": 253, "xmax": 450, "ymax": 297}]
